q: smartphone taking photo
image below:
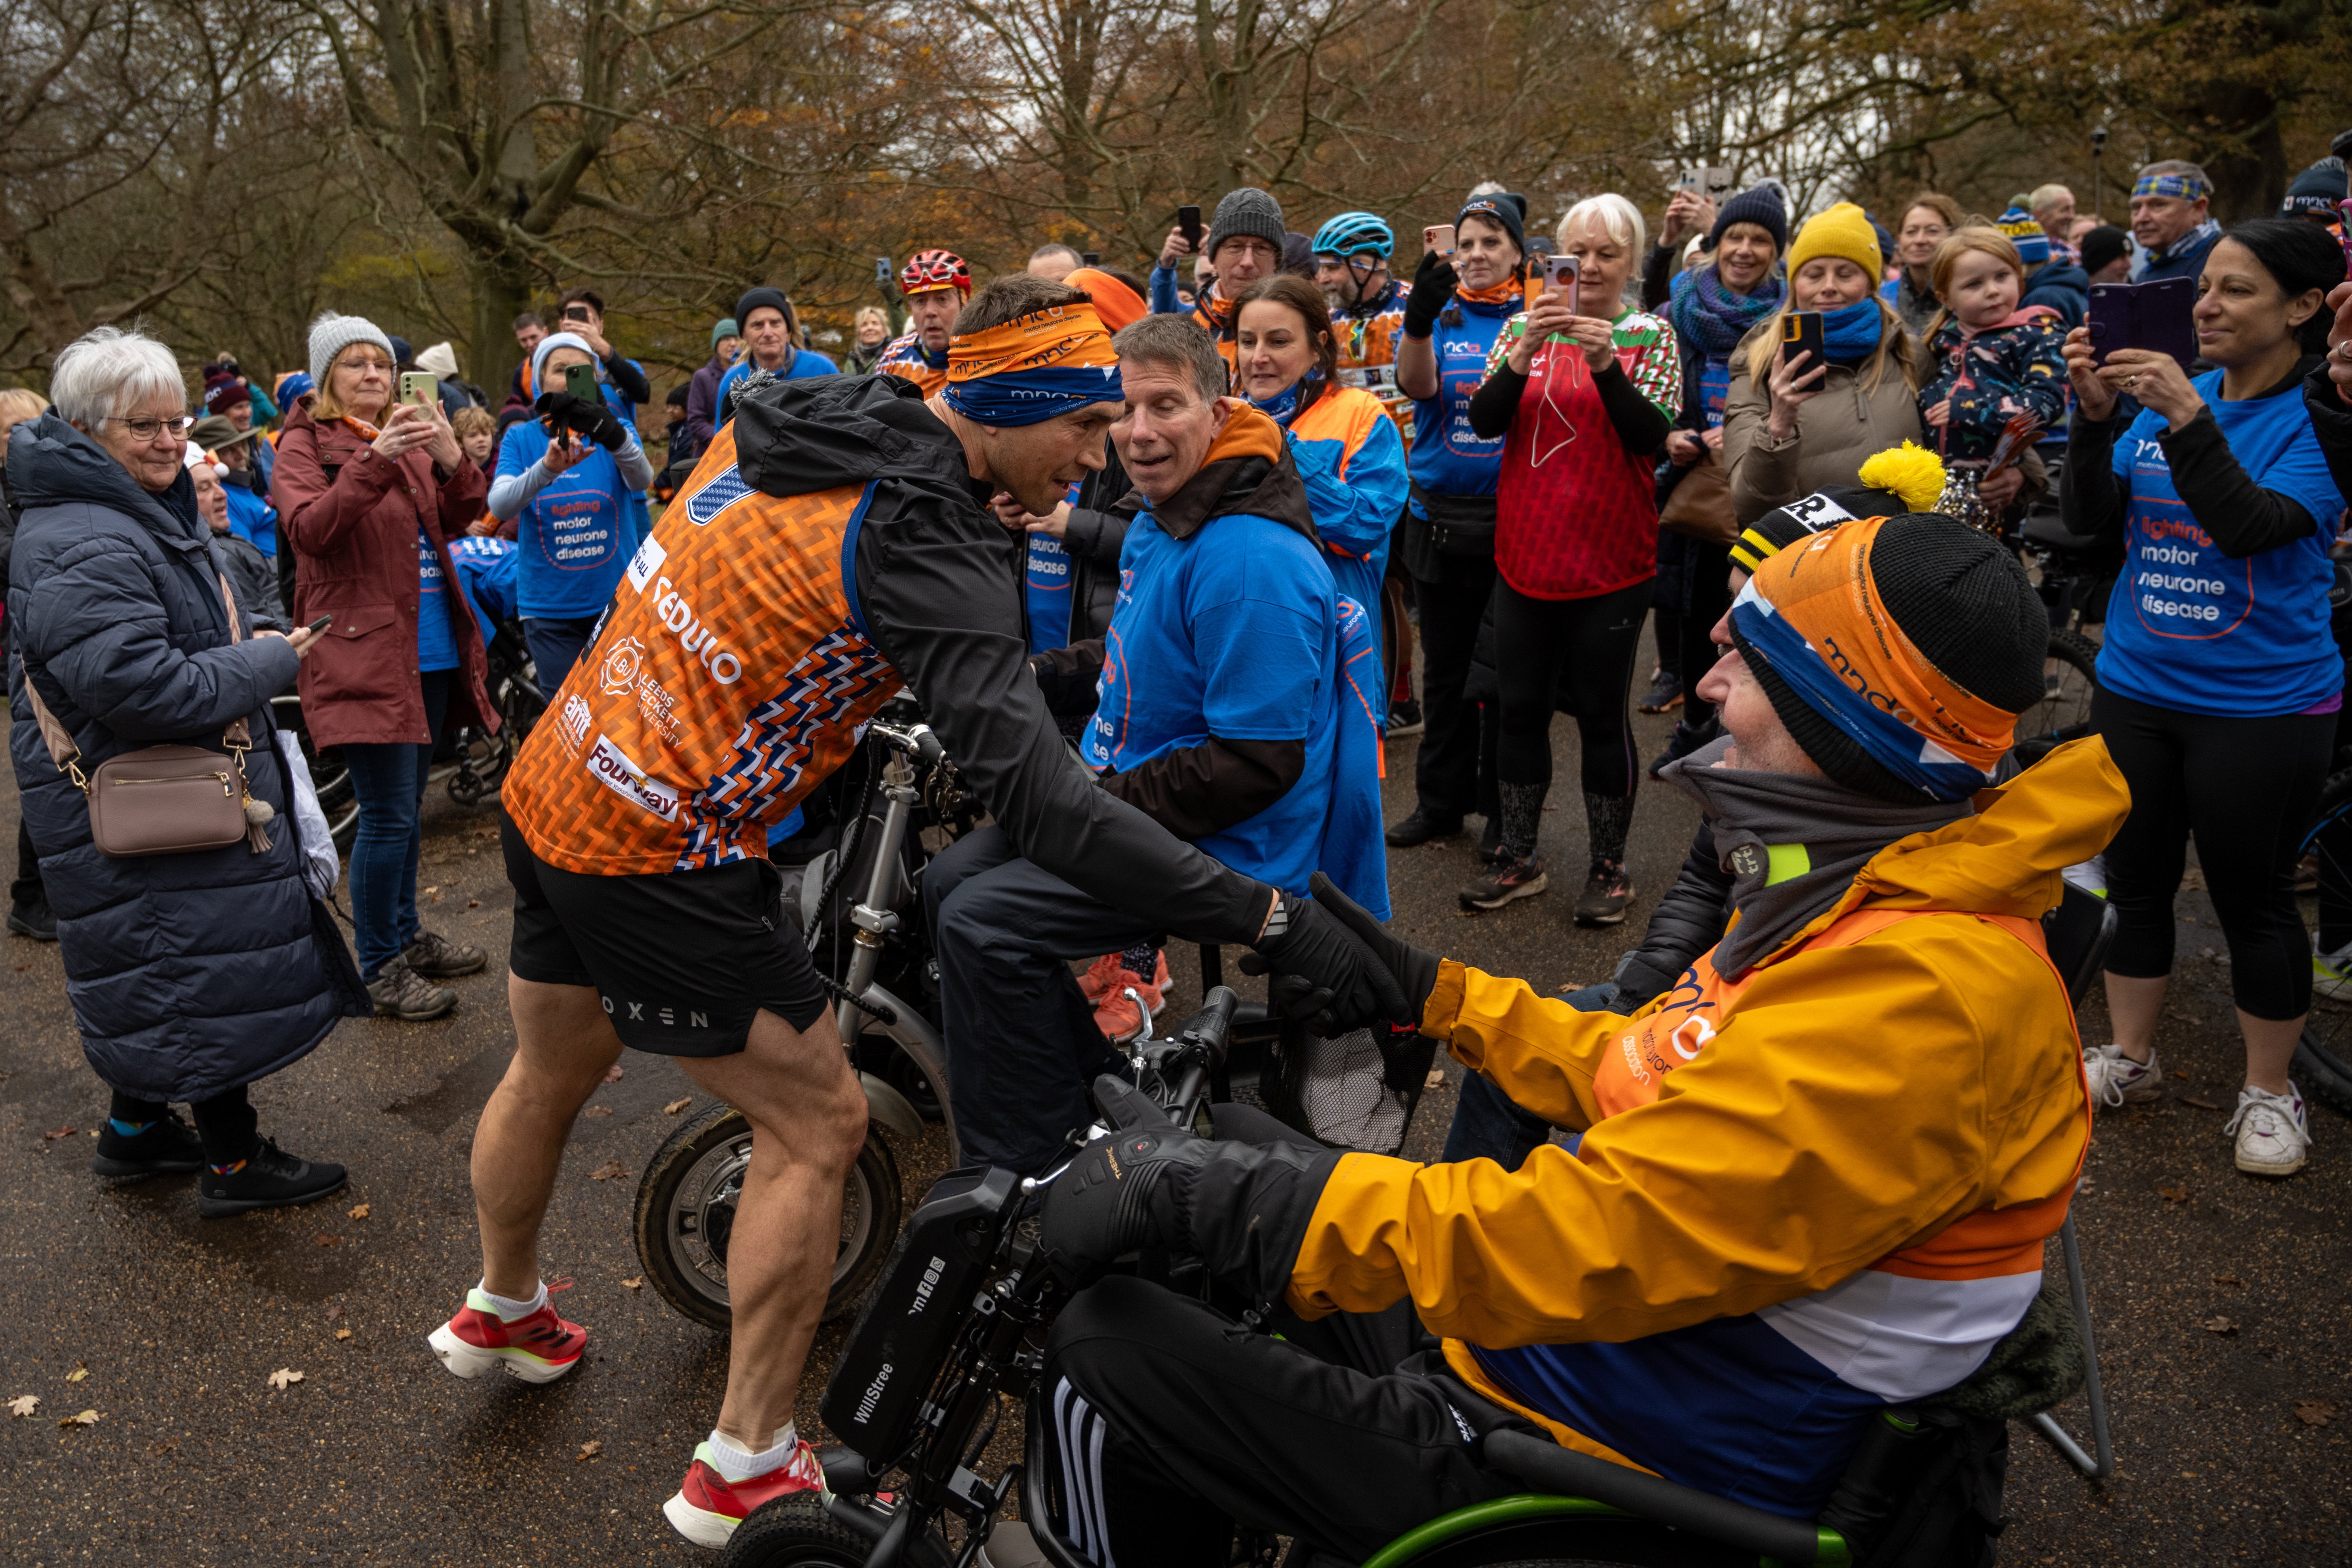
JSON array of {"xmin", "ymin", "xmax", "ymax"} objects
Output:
[
  {"xmin": 2086, "ymin": 278, "xmax": 2196, "ymax": 369},
  {"xmin": 399, "ymin": 371, "xmax": 436, "ymax": 408},
  {"xmin": 1780, "ymin": 311, "xmax": 1825, "ymax": 376},
  {"xmin": 1544, "ymin": 254, "xmax": 1580, "ymax": 315},
  {"xmin": 1424, "ymin": 223, "xmax": 1456, "ymax": 257},
  {"xmin": 1177, "ymin": 205, "xmax": 1203, "ymax": 250}
]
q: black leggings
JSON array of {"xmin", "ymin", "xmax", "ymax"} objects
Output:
[
  {"xmin": 1493, "ymin": 577, "xmax": 1650, "ymax": 796},
  {"xmin": 2093, "ymin": 685, "xmax": 2333, "ymax": 1020},
  {"xmin": 1410, "ymin": 560, "xmax": 1501, "ymax": 820},
  {"xmin": 109, "ymin": 1086, "xmax": 257, "ymax": 1167}
]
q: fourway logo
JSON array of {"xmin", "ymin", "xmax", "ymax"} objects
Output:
[{"xmin": 584, "ymin": 734, "xmax": 680, "ymax": 821}]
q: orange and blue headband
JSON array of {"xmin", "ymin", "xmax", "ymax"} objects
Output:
[
  {"xmin": 1731, "ymin": 515, "xmax": 2015, "ymax": 801},
  {"xmin": 943, "ymin": 302, "xmax": 1121, "ymax": 426},
  {"xmin": 2132, "ymin": 171, "xmax": 2210, "ymax": 202}
]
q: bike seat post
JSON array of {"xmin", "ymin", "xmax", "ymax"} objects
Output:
[{"xmin": 836, "ymin": 752, "xmax": 919, "ymax": 1036}]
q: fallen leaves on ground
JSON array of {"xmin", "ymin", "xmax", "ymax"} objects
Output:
[
  {"xmin": 267, "ymin": 1368, "xmax": 305, "ymax": 1390},
  {"xmin": 1423, "ymin": 1069, "xmax": 1445, "ymax": 1091},
  {"xmin": 2201, "ymin": 1316, "xmax": 2238, "ymax": 1335},
  {"xmin": 664, "ymin": 1097, "xmax": 692, "ymax": 1115},
  {"xmin": 315, "ymin": 1234, "xmax": 339, "ymax": 1247},
  {"xmin": 2213, "ymin": 1272, "xmax": 2243, "ymax": 1287},
  {"xmin": 465, "ymin": 898, "xmax": 480, "ymax": 908},
  {"xmin": 582, "ymin": 1106, "xmax": 613, "ymax": 1119},
  {"xmin": 41, "ymin": 1126, "xmax": 76, "ymax": 1140},
  {"xmin": 8, "ymin": 1395, "xmax": 39, "ymax": 1418},
  {"xmin": 2295, "ymin": 1400, "xmax": 2337, "ymax": 1427},
  {"xmin": 577, "ymin": 1440, "xmax": 603, "ymax": 1461},
  {"xmin": 58, "ymin": 1409, "xmax": 100, "ymax": 1427},
  {"xmin": 334, "ymin": 1329, "xmax": 353, "ymax": 1342},
  {"xmin": 589, "ymin": 1160, "xmax": 629, "ymax": 1181},
  {"xmin": 2157, "ymin": 1184, "xmax": 2190, "ymax": 1204},
  {"xmin": 621, "ymin": 1276, "xmax": 643, "ymax": 1290},
  {"xmin": 64, "ymin": 1363, "xmax": 88, "ymax": 1384},
  {"xmin": 348, "ymin": 1203, "xmax": 370, "ymax": 1220},
  {"xmin": 2180, "ymin": 1096, "xmax": 2222, "ymax": 1111}
]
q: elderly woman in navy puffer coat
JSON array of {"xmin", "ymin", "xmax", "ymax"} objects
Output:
[{"xmin": 6, "ymin": 326, "xmax": 367, "ymax": 1217}]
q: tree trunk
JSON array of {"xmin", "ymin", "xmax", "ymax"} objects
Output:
[{"xmin": 468, "ymin": 246, "xmax": 533, "ymax": 406}]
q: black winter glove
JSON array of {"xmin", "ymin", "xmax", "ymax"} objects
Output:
[
  {"xmin": 1244, "ymin": 870, "xmax": 1435, "ymax": 1040},
  {"xmin": 1401, "ymin": 250, "xmax": 1460, "ymax": 340},
  {"xmin": 1039, "ymin": 1076, "xmax": 1341, "ymax": 1314},
  {"xmin": 1238, "ymin": 883, "xmax": 1410, "ymax": 1038},
  {"xmin": 532, "ymin": 390, "xmax": 630, "ymax": 452}
]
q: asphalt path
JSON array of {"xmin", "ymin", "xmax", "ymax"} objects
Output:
[{"xmin": 2, "ymin": 673, "xmax": 2347, "ymax": 1565}]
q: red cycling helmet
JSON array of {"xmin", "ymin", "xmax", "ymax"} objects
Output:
[{"xmin": 901, "ymin": 249, "xmax": 973, "ymax": 300}]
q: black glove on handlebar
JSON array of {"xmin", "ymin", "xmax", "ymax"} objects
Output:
[
  {"xmin": 1039, "ymin": 1076, "xmax": 1342, "ymax": 1316},
  {"xmin": 1401, "ymin": 251, "xmax": 1459, "ymax": 340},
  {"xmin": 532, "ymin": 390, "xmax": 630, "ymax": 452}
]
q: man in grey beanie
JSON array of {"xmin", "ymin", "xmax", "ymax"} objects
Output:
[{"xmin": 1147, "ymin": 186, "xmax": 1287, "ymax": 367}]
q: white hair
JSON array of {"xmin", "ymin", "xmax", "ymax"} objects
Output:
[
  {"xmin": 49, "ymin": 326, "xmax": 187, "ymax": 429},
  {"xmin": 1558, "ymin": 194, "xmax": 1647, "ymax": 260},
  {"xmin": 2028, "ymin": 183, "xmax": 2073, "ymax": 215},
  {"xmin": 1466, "ymin": 180, "xmax": 1509, "ymax": 199}
]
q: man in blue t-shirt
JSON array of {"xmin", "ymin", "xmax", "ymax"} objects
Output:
[
  {"xmin": 926, "ymin": 314, "xmax": 1382, "ymax": 1175},
  {"xmin": 715, "ymin": 287, "xmax": 839, "ymax": 427}
]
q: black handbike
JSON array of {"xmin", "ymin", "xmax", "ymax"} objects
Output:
[{"xmin": 720, "ymin": 990, "xmax": 2054, "ymax": 1568}]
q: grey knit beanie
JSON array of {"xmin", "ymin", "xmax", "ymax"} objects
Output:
[
  {"xmin": 1207, "ymin": 188, "xmax": 1286, "ymax": 263},
  {"xmin": 307, "ymin": 311, "xmax": 396, "ymax": 387}
]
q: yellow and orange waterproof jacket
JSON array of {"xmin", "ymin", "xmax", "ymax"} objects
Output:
[{"xmin": 1285, "ymin": 738, "xmax": 2128, "ymax": 1516}]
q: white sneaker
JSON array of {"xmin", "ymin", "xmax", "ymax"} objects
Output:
[
  {"xmin": 2225, "ymin": 1083, "xmax": 2310, "ymax": 1177},
  {"xmin": 2082, "ymin": 1042, "xmax": 2162, "ymax": 1108},
  {"xmin": 2313, "ymin": 935, "xmax": 2352, "ymax": 1005}
]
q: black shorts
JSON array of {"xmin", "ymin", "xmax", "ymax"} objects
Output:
[{"xmin": 500, "ymin": 810, "xmax": 830, "ymax": 1056}]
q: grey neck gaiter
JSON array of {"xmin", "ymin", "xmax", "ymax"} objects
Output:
[{"xmin": 1661, "ymin": 738, "xmax": 1972, "ymax": 979}]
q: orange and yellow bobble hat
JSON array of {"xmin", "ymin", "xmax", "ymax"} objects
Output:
[
  {"xmin": 1726, "ymin": 460, "xmax": 2047, "ymax": 803},
  {"xmin": 1728, "ymin": 443, "xmax": 1943, "ymax": 577}
]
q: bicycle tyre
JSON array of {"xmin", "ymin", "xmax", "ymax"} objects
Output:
[
  {"xmin": 2297, "ymin": 767, "xmax": 2352, "ymax": 1116},
  {"xmin": 2016, "ymin": 627, "xmax": 2099, "ymax": 758},
  {"xmin": 633, "ymin": 1102, "xmax": 902, "ymax": 1332}
]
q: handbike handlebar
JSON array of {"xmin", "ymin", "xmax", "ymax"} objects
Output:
[
  {"xmin": 1175, "ymin": 985, "xmax": 1239, "ymax": 1063},
  {"xmin": 1480, "ymin": 1429, "xmax": 1829, "ymax": 1564},
  {"xmin": 866, "ymin": 719, "xmax": 945, "ymax": 767}
]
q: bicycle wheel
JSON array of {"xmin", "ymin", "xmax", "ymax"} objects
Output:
[
  {"xmin": 633, "ymin": 1101, "xmax": 902, "ymax": 1331},
  {"xmin": 2295, "ymin": 768, "xmax": 2352, "ymax": 1116},
  {"xmin": 2014, "ymin": 627, "xmax": 2098, "ymax": 759}
]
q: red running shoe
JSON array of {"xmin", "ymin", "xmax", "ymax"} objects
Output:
[
  {"xmin": 1077, "ymin": 952, "xmax": 1124, "ymax": 1001},
  {"xmin": 664, "ymin": 1436, "xmax": 828, "ymax": 1548},
  {"xmin": 426, "ymin": 1277, "xmax": 586, "ymax": 1385}
]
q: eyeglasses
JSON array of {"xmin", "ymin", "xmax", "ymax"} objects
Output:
[
  {"xmin": 105, "ymin": 415, "xmax": 195, "ymax": 441},
  {"xmin": 338, "ymin": 356, "xmax": 394, "ymax": 374}
]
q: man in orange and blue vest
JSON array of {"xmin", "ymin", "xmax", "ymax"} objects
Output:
[
  {"xmin": 421, "ymin": 273, "xmax": 1404, "ymax": 1552},
  {"xmin": 1035, "ymin": 510, "xmax": 2126, "ymax": 1565}
]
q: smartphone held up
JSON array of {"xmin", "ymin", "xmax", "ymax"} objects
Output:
[
  {"xmin": 1544, "ymin": 253, "xmax": 1580, "ymax": 315},
  {"xmin": 1779, "ymin": 311, "xmax": 1825, "ymax": 376},
  {"xmin": 1423, "ymin": 223, "xmax": 1456, "ymax": 258}
]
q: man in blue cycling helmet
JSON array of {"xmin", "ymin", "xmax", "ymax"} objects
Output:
[{"xmin": 1312, "ymin": 212, "xmax": 1413, "ymax": 416}]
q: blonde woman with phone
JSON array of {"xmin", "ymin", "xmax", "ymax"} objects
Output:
[
  {"xmin": 274, "ymin": 310, "xmax": 494, "ymax": 1022},
  {"xmin": 1457, "ymin": 193, "xmax": 1680, "ymax": 927}
]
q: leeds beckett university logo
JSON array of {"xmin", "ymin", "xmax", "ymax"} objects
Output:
[
  {"xmin": 558, "ymin": 693, "xmax": 592, "ymax": 755},
  {"xmin": 585, "ymin": 734, "xmax": 680, "ymax": 821},
  {"xmin": 599, "ymin": 635, "xmax": 649, "ymax": 697}
]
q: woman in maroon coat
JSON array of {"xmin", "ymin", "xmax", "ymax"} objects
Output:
[{"xmin": 273, "ymin": 312, "xmax": 498, "ymax": 1021}]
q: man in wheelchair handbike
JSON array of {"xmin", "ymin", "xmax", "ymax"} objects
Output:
[{"xmin": 1035, "ymin": 512, "xmax": 2128, "ymax": 1565}]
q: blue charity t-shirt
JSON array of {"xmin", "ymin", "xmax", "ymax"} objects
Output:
[
  {"xmin": 1405, "ymin": 294, "xmax": 1519, "ymax": 511},
  {"xmin": 496, "ymin": 419, "xmax": 641, "ymax": 619},
  {"xmin": 1081, "ymin": 510, "xmax": 1339, "ymax": 896},
  {"xmin": 445, "ymin": 534, "xmax": 518, "ymax": 648},
  {"xmin": 1024, "ymin": 482, "xmax": 1085, "ymax": 654},
  {"xmin": 415, "ymin": 527, "xmax": 460, "ymax": 672},
  {"xmin": 2098, "ymin": 370, "xmax": 2348, "ymax": 718}
]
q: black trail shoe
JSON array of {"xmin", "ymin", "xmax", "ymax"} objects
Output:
[
  {"xmin": 8, "ymin": 900, "xmax": 58, "ymax": 941},
  {"xmin": 198, "ymin": 1138, "xmax": 349, "ymax": 1218},
  {"xmin": 91, "ymin": 1110, "xmax": 204, "ymax": 1177},
  {"xmin": 404, "ymin": 927, "xmax": 488, "ymax": 979},
  {"xmin": 1386, "ymin": 808, "xmax": 1463, "ymax": 848}
]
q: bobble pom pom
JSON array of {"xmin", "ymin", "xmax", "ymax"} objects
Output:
[
  {"xmin": 1856, "ymin": 442, "xmax": 1947, "ymax": 515},
  {"xmin": 244, "ymin": 797, "xmax": 276, "ymax": 826}
]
